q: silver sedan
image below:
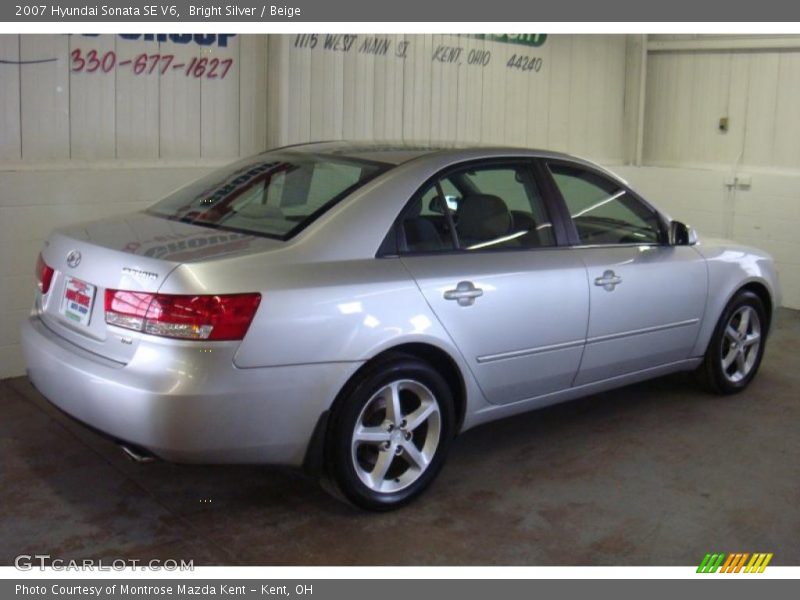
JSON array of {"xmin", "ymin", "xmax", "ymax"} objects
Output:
[{"xmin": 22, "ymin": 143, "xmax": 780, "ymax": 509}]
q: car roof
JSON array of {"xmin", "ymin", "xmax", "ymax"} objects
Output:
[
  {"xmin": 276, "ymin": 141, "xmax": 629, "ymax": 188},
  {"xmin": 279, "ymin": 140, "xmax": 576, "ymax": 166},
  {"xmin": 282, "ymin": 141, "xmax": 449, "ymax": 165}
]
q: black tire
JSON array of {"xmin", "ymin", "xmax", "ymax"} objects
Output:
[
  {"xmin": 324, "ymin": 354, "xmax": 455, "ymax": 511},
  {"xmin": 697, "ymin": 290, "xmax": 767, "ymax": 395}
]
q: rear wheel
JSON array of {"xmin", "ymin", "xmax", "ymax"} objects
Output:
[
  {"xmin": 325, "ymin": 355, "xmax": 454, "ymax": 510},
  {"xmin": 698, "ymin": 290, "xmax": 767, "ymax": 394}
]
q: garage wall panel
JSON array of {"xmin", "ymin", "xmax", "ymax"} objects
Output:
[
  {"xmin": 200, "ymin": 36, "xmax": 241, "ymax": 158},
  {"xmin": 503, "ymin": 39, "xmax": 528, "ymax": 147},
  {"xmin": 69, "ymin": 35, "xmax": 117, "ymax": 159},
  {"xmin": 115, "ymin": 36, "xmax": 161, "ymax": 159},
  {"xmin": 159, "ymin": 39, "xmax": 202, "ymax": 158},
  {"xmin": 771, "ymin": 53, "xmax": 800, "ymax": 169},
  {"xmin": 266, "ymin": 34, "xmax": 627, "ymax": 163},
  {"xmin": 480, "ymin": 37, "xmax": 505, "ymax": 145},
  {"xmin": 374, "ymin": 34, "xmax": 405, "ymax": 141},
  {"xmin": 1, "ymin": 34, "xmax": 268, "ymax": 163},
  {"xmin": 0, "ymin": 36, "xmax": 21, "ymax": 160},
  {"xmin": 238, "ymin": 34, "xmax": 268, "ymax": 156},
  {"xmin": 456, "ymin": 37, "xmax": 482, "ymax": 143},
  {"xmin": 266, "ymin": 35, "xmax": 291, "ymax": 148},
  {"xmin": 19, "ymin": 35, "xmax": 70, "ymax": 160},
  {"xmin": 741, "ymin": 53, "xmax": 778, "ymax": 169},
  {"xmin": 308, "ymin": 37, "xmax": 328, "ymax": 140},
  {"xmin": 354, "ymin": 37, "xmax": 376, "ymax": 139},
  {"xmin": 288, "ymin": 36, "xmax": 313, "ymax": 143},
  {"xmin": 544, "ymin": 35, "xmax": 571, "ymax": 151},
  {"xmin": 645, "ymin": 41, "xmax": 800, "ymax": 169}
]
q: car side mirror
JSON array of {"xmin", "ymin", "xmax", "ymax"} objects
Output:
[{"xmin": 669, "ymin": 220, "xmax": 698, "ymax": 246}]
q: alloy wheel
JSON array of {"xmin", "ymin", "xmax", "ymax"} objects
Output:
[
  {"xmin": 720, "ymin": 305, "xmax": 761, "ymax": 383},
  {"xmin": 350, "ymin": 379, "xmax": 442, "ymax": 494}
]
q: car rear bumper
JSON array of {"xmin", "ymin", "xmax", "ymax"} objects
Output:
[{"xmin": 21, "ymin": 315, "xmax": 361, "ymax": 465}]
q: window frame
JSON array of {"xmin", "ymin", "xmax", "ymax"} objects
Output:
[
  {"xmin": 539, "ymin": 158, "xmax": 670, "ymax": 248},
  {"xmin": 378, "ymin": 157, "xmax": 573, "ymax": 257}
]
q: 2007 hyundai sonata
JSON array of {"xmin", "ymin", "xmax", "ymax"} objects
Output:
[{"xmin": 22, "ymin": 142, "xmax": 780, "ymax": 509}]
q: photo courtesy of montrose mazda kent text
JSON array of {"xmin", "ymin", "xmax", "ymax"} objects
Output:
[{"xmin": 22, "ymin": 142, "xmax": 780, "ymax": 510}]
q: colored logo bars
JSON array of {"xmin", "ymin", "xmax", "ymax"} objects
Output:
[{"xmin": 697, "ymin": 553, "xmax": 773, "ymax": 573}]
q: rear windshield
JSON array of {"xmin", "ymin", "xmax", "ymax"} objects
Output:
[{"xmin": 147, "ymin": 152, "xmax": 389, "ymax": 240}]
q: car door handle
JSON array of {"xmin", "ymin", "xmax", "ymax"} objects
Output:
[
  {"xmin": 444, "ymin": 281, "xmax": 484, "ymax": 306},
  {"xmin": 594, "ymin": 270, "xmax": 623, "ymax": 291}
]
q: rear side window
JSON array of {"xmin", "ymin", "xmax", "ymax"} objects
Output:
[
  {"xmin": 399, "ymin": 163, "xmax": 556, "ymax": 253},
  {"xmin": 148, "ymin": 153, "xmax": 388, "ymax": 240}
]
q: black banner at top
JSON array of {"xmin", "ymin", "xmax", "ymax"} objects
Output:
[{"xmin": 2, "ymin": 0, "xmax": 799, "ymax": 22}]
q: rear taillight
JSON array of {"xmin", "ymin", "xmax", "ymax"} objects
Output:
[
  {"xmin": 104, "ymin": 290, "xmax": 261, "ymax": 341},
  {"xmin": 36, "ymin": 253, "xmax": 54, "ymax": 294}
]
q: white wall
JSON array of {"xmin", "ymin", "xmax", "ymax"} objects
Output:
[
  {"xmin": 644, "ymin": 39, "xmax": 800, "ymax": 169},
  {"xmin": 637, "ymin": 35, "xmax": 800, "ymax": 311},
  {"xmin": 266, "ymin": 34, "xmax": 629, "ymax": 164},
  {"xmin": 0, "ymin": 34, "xmax": 268, "ymax": 161}
]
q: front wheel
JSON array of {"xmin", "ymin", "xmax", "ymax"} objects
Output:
[
  {"xmin": 325, "ymin": 355, "xmax": 455, "ymax": 510},
  {"xmin": 697, "ymin": 290, "xmax": 767, "ymax": 394}
]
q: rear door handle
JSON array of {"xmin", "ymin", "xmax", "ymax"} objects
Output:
[
  {"xmin": 444, "ymin": 281, "xmax": 483, "ymax": 306},
  {"xmin": 594, "ymin": 270, "xmax": 623, "ymax": 291}
]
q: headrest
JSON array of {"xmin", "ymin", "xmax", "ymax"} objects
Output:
[{"xmin": 457, "ymin": 194, "xmax": 512, "ymax": 240}]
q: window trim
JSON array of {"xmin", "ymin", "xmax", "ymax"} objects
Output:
[
  {"xmin": 378, "ymin": 157, "xmax": 572, "ymax": 258},
  {"xmin": 540, "ymin": 158, "xmax": 670, "ymax": 248}
]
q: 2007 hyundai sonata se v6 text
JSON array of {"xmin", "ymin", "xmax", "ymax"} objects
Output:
[{"xmin": 22, "ymin": 142, "xmax": 780, "ymax": 509}]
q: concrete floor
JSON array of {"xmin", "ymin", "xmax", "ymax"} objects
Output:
[{"xmin": 1, "ymin": 308, "xmax": 798, "ymax": 566}]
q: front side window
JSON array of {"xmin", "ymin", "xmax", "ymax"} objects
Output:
[
  {"xmin": 548, "ymin": 164, "xmax": 663, "ymax": 245},
  {"xmin": 148, "ymin": 153, "xmax": 387, "ymax": 239},
  {"xmin": 400, "ymin": 163, "xmax": 556, "ymax": 253}
]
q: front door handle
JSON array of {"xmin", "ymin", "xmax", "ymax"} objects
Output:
[
  {"xmin": 594, "ymin": 270, "xmax": 623, "ymax": 291},
  {"xmin": 444, "ymin": 281, "xmax": 484, "ymax": 306}
]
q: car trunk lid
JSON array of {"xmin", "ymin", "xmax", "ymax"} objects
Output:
[{"xmin": 37, "ymin": 212, "xmax": 278, "ymax": 364}]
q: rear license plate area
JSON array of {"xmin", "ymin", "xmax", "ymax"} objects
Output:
[{"xmin": 60, "ymin": 276, "xmax": 96, "ymax": 327}]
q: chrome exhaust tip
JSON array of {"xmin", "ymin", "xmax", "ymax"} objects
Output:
[{"xmin": 119, "ymin": 444, "xmax": 157, "ymax": 464}]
